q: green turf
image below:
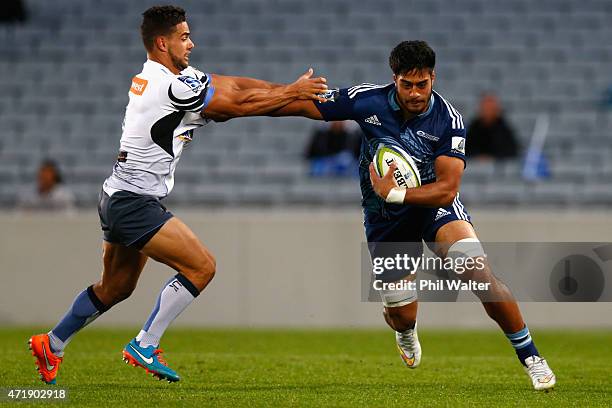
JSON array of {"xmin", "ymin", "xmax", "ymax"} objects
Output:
[{"xmin": 0, "ymin": 328, "xmax": 610, "ymax": 407}]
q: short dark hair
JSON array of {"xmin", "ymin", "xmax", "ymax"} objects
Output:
[
  {"xmin": 140, "ymin": 5, "xmax": 186, "ymax": 52},
  {"xmin": 389, "ymin": 41, "xmax": 436, "ymax": 75}
]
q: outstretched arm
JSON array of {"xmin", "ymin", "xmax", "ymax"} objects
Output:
[
  {"xmin": 202, "ymin": 69, "xmax": 327, "ymax": 122},
  {"xmin": 213, "ymin": 75, "xmax": 283, "ymax": 90},
  {"xmin": 369, "ymin": 156, "xmax": 464, "ymax": 208},
  {"xmin": 267, "ymin": 100, "xmax": 324, "ymax": 119}
]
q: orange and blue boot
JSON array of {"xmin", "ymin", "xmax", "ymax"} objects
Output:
[{"xmin": 28, "ymin": 334, "xmax": 63, "ymax": 384}]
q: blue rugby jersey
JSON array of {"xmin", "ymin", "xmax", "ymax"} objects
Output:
[{"xmin": 315, "ymin": 83, "xmax": 467, "ymax": 216}]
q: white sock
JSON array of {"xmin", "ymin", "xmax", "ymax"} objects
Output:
[
  {"xmin": 136, "ymin": 274, "xmax": 199, "ymax": 348},
  {"xmin": 136, "ymin": 330, "xmax": 160, "ymax": 348}
]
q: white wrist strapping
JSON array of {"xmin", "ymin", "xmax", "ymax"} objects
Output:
[{"xmin": 385, "ymin": 187, "xmax": 406, "ymax": 204}]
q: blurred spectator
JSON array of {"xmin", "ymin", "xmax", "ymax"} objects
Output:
[
  {"xmin": 305, "ymin": 121, "xmax": 361, "ymax": 159},
  {"xmin": 466, "ymin": 93, "xmax": 519, "ymax": 160},
  {"xmin": 16, "ymin": 159, "xmax": 75, "ymax": 212},
  {"xmin": 305, "ymin": 121, "xmax": 361, "ymax": 177},
  {"xmin": 0, "ymin": 0, "xmax": 28, "ymax": 23}
]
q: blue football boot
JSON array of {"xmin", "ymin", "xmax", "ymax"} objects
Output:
[{"xmin": 122, "ymin": 339, "xmax": 180, "ymax": 382}]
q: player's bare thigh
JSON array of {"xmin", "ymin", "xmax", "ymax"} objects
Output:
[
  {"xmin": 140, "ymin": 217, "xmax": 216, "ymax": 291},
  {"xmin": 434, "ymin": 220, "xmax": 499, "ymax": 290},
  {"xmin": 93, "ymin": 241, "xmax": 148, "ymax": 306},
  {"xmin": 434, "ymin": 220, "xmax": 477, "ymax": 258}
]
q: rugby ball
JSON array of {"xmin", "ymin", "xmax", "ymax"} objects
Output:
[{"xmin": 373, "ymin": 144, "xmax": 421, "ymax": 188}]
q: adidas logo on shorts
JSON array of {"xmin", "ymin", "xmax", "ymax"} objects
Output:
[{"xmin": 435, "ymin": 208, "xmax": 452, "ymax": 221}]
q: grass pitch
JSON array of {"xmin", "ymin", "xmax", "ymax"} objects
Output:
[{"xmin": 0, "ymin": 328, "xmax": 610, "ymax": 407}]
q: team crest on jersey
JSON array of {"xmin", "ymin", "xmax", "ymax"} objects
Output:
[
  {"xmin": 177, "ymin": 131, "xmax": 193, "ymax": 144},
  {"xmin": 177, "ymin": 76, "xmax": 203, "ymax": 93}
]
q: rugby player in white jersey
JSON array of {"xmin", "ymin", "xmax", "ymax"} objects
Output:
[{"xmin": 28, "ymin": 5, "xmax": 328, "ymax": 384}]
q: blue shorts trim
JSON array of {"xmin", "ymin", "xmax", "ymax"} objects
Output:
[{"xmin": 98, "ymin": 190, "xmax": 173, "ymax": 249}]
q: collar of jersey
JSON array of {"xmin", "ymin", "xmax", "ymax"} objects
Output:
[
  {"xmin": 144, "ymin": 59, "xmax": 174, "ymax": 75},
  {"xmin": 388, "ymin": 87, "xmax": 435, "ymax": 118}
]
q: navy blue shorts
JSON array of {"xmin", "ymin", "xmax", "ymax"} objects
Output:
[
  {"xmin": 98, "ymin": 190, "xmax": 173, "ymax": 249},
  {"xmin": 364, "ymin": 194, "xmax": 472, "ymax": 245}
]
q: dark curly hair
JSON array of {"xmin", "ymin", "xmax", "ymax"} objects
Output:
[
  {"xmin": 389, "ymin": 41, "xmax": 436, "ymax": 75},
  {"xmin": 141, "ymin": 5, "xmax": 186, "ymax": 52}
]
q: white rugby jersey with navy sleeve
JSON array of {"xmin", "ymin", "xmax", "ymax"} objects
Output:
[
  {"xmin": 103, "ymin": 59, "xmax": 215, "ymax": 198},
  {"xmin": 315, "ymin": 84, "xmax": 467, "ymax": 216}
]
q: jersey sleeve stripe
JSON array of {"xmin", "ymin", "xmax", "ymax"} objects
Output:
[
  {"xmin": 178, "ymin": 85, "xmax": 215, "ymax": 112},
  {"xmin": 348, "ymin": 83, "xmax": 388, "ymax": 99},
  {"xmin": 199, "ymin": 73, "xmax": 210, "ymax": 88},
  {"xmin": 185, "ymin": 103, "xmax": 205, "ymax": 112},
  {"xmin": 172, "ymin": 95, "xmax": 205, "ymax": 111},
  {"xmin": 348, "ymin": 82, "xmax": 379, "ymax": 92},
  {"xmin": 348, "ymin": 83, "xmax": 383, "ymax": 95},
  {"xmin": 447, "ymin": 98, "xmax": 464, "ymax": 129},
  {"xmin": 440, "ymin": 96, "xmax": 464, "ymax": 130},
  {"xmin": 441, "ymin": 97, "xmax": 457, "ymax": 129},
  {"xmin": 170, "ymin": 88, "xmax": 208, "ymax": 111},
  {"xmin": 448, "ymin": 102, "xmax": 464, "ymax": 129},
  {"xmin": 168, "ymin": 84, "xmax": 207, "ymax": 104}
]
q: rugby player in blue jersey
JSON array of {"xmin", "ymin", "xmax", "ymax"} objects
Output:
[{"xmin": 271, "ymin": 41, "xmax": 555, "ymax": 390}]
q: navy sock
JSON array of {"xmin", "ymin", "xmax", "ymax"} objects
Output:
[
  {"xmin": 505, "ymin": 325, "xmax": 539, "ymax": 366},
  {"xmin": 49, "ymin": 286, "xmax": 108, "ymax": 355}
]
